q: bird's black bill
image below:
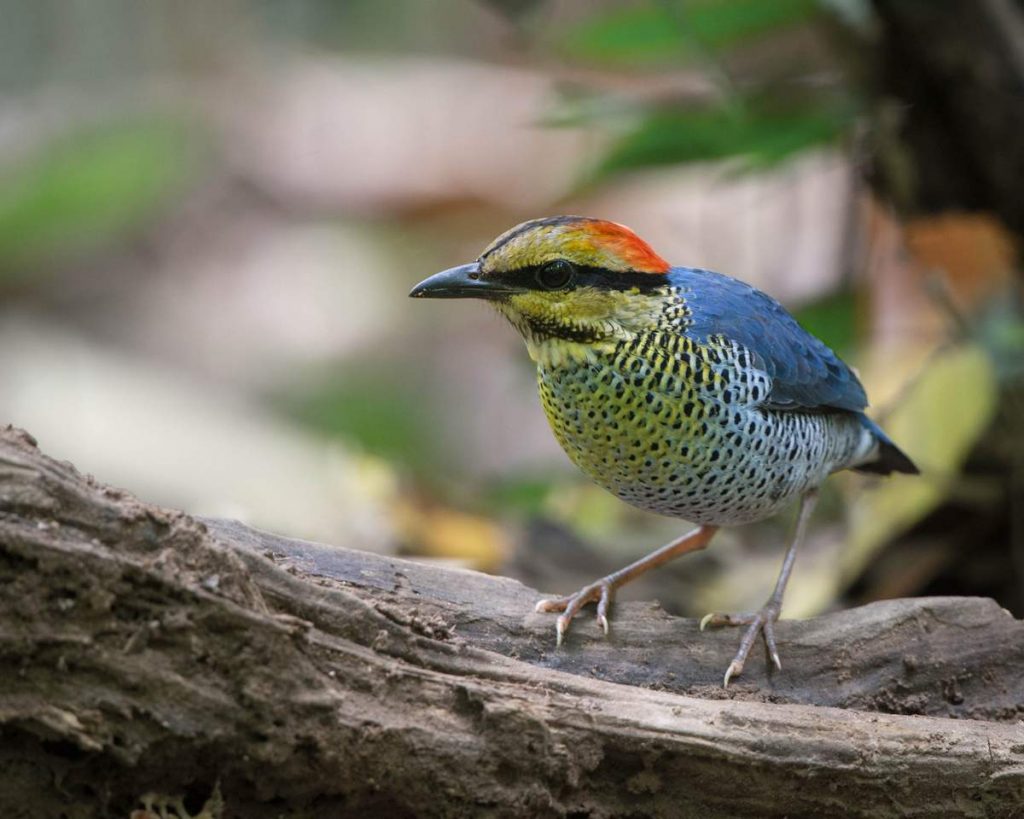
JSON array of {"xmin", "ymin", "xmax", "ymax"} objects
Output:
[{"xmin": 409, "ymin": 263, "xmax": 515, "ymax": 300}]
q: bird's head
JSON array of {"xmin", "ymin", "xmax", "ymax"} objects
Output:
[{"xmin": 410, "ymin": 216, "xmax": 674, "ymax": 364}]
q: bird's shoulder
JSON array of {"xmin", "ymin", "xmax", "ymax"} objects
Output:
[{"xmin": 664, "ymin": 267, "xmax": 867, "ymax": 413}]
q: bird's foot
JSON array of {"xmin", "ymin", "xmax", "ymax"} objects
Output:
[
  {"xmin": 534, "ymin": 578, "xmax": 614, "ymax": 646},
  {"xmin": 700, "ymin": 599, "xmax": 783, "ymax": 687}
]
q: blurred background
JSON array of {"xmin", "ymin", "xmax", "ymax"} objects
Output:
[{"xmin": 1, "ymin": 0, "xmax": 1021, "ymax": 620}]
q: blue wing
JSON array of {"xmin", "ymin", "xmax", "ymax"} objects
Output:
[{"xmin": 669, "ymin": 267, "xmax": 868, "ymax": 413}]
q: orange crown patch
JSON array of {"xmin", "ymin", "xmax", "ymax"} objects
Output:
[
  {"xmin": 481, "ymin": 216, "xmax": 671, "ymax": 275},
  {"xmin": 574, "ymin": 219, "xmax": 671, "ymax": 274}
]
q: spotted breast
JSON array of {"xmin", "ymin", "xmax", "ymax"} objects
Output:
[{"xmin": 536, "ymin": 272, "xmax": 876, "ymax": 526}]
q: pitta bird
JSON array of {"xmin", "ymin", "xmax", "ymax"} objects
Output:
[{"xmin": 410, "ymin": 216, "xmax": 917, "ymax": 685}]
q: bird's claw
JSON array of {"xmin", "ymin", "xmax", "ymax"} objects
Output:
[
  {"xmin": 699, "ymin": 611, "xmax": 754, "ymax": 631},
  {"xmin": 701, "ymin": 601, "xmax": 783, "ymax": 686},
  {"xmin": 722, "ymin": 659, "xmax": 743, "ymax": 688},
  {"xmin": 535, "ymin": 578, "xmax": 614, "ymax": 646}
]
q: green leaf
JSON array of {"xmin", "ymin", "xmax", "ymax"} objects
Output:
[
  {"xmin": 560, "ymin": 0, "xmax": 818, "ymax": 66},
  {"xmin": 561, "ymin": 5, "xmax": 690, "ymax": 66},
  {"xmin": 0, "ymin": 119, "xmax": 196, "ymax": 280},
  {"xmin": 597, "ymin": 101, "xmax": 851, "ymax": 175},
  {"xmin": 688, "ymin": 0, "xmax": 819, "ymax": 48}
]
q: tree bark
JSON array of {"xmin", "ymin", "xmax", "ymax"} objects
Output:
[
  {"xmin": 870, "ymin": 0, "xmax": 1024, "ymax": 240},
  {"xmin": 1, "ymin": 425, "xmax": 1022, "ymax": 818}
]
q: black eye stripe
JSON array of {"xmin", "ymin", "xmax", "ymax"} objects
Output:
[{"xmin": 482, "ymin": 263, "xmax": 668, "ymax": 293}]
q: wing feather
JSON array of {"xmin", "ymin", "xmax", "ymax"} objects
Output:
[{"xmin": 671, "ymin": 268, "xmax": 867, "ymax": 413}]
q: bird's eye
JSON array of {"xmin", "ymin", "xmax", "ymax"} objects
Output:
[{"xmin": 536, "ymin": 260, "xmax": 575, "ymax": 291}]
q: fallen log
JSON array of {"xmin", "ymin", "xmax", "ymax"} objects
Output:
[{"xmin": 1, "ymin": 426, "xmax": 1022, "ymax": 818}]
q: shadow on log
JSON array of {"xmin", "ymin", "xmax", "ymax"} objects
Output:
[{"xmin": 1, "ymin": 425, "xmax": 1023, "ymax": 817}]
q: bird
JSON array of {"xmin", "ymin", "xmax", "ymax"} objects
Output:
[{"xmin": 409, "ymin": 216, "xmax": 918, "ymax": 685}]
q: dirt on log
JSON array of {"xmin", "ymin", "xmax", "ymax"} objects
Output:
[{"xmin": 1, "ymin": 425, "xmax": 1023, "ymax": 818}]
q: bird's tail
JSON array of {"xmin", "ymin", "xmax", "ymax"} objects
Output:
[
  {"xmin": 847, "ymin": 413, "xmax": 921, "ymax": 477},
  {"xmin": 854, "ymin": 414, "xmax": 919, "ymax": 476}
]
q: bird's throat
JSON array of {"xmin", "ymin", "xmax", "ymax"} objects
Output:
[
  {"xmin": 493, "ymin": 286, "xmax": 671, "ymax": 367},
  {"xmin": 525, "ymin": 336, "xmax": 615, "ymax": 367}
]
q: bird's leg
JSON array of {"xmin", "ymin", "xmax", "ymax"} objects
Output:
[
  {"xmin": 700, "ymin": 489, "xmax": 819, "ymax": 686},
  {"xmin": 535, "ymin": 525, "xmax": 718, "ymax": 646}
]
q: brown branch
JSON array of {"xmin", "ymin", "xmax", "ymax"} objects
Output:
[{"xmin": 1, "ymin": 426, "xmax": 1022, "ymax": 818}]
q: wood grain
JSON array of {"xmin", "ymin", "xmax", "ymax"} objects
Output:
[{"xmin": 1, "ymin": 426, "xmax": 1022, "ymax": 818}]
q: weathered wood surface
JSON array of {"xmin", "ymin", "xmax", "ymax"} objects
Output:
[
  {"xmin": 1, "ymin": 425, "xmax": 1023, "ymax": 818},
  {"xmin": 223, "ymin": 517, "xmax": 1024, "ymax": 719}
]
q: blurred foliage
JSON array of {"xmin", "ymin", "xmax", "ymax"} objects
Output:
[
  {"xmin": 560, "ymin": 0, "xmax": 817, "ymax": 65},
  {"xmin": 486, "ymin": 475, "xmax": 622, "ymax": 535},
  {"xmin": 544, "ymin": 482, "xmax": 638, "ymax": 543},
  {"xmin": 597, "ymin": 98, "xmax": 853, "ymax": 175},
  {"xmin": 397, "ymin": 501, "xmax": 511, "ymax": 571},
  {"xmin": 0, "ymin": 119, "xmax": 196, "ymax": 281},
  {"xmin": 283, "ymin": 368, "xmax": 441, "ymax": 472},
  {"xmin": 0, "ymin": 0, "xmax": 1015, "ymax": 605},
  {"xmin": 483, "ymin": 475, "xmax": 558, "ymax": 518},
  {"xmin": 981, "ymin": 297, "xmax": 1024, "ymax": 383},
  {"xmin": 840, "ymin": 344, "xmax": 998, "ymax": 589},
  {"xmin": 548, "ymin": 0, "xmax": 858, "ymax": 177}
]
